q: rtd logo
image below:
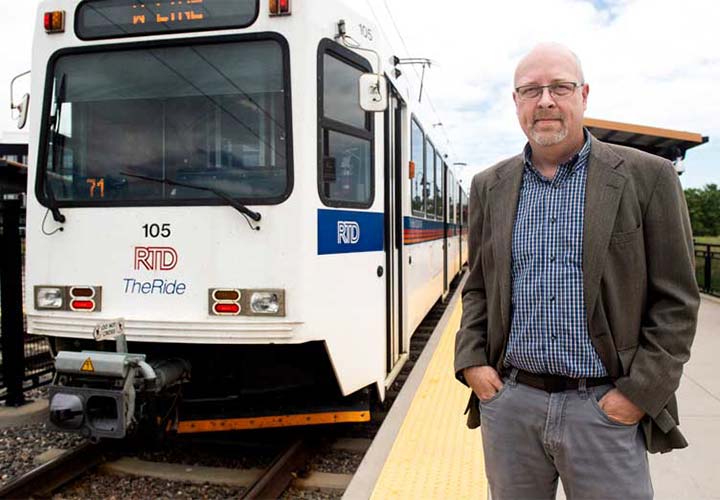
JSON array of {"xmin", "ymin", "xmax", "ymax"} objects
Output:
[
  {"xmin": 337, "ymin": 221, "xmax": 360, "ymax": 245},
  {"xmin": 134, "ymin": 246, "xmax": 178, "ymax": 271}
]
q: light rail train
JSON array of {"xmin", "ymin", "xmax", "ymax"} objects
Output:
[{"xmin": 20, "ymin": 0, "xmax": 468, "ymax": 440}]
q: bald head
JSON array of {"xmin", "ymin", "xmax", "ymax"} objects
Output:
[
  {"xmin": 514, "ymin": 43, "xmax": 584, "ymax": 88},
  {"xmin": 512, "ymin": 42, "xmax": 589, "ymax": 157}
]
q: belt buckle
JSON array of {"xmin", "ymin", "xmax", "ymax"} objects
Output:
[
  {"xmin": 543, "ymin": 377, "xmax": 556, "ymax": 393},
  {"xmin": 544, "ymin": 376, "xmax": 565, "ymax": 393},
  {"xmin": 541, "ymin": 378, "xmax": 553, "ymax": 392}
]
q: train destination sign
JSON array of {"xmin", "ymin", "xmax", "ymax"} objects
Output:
[{"xmin": 76, "ymin": 0, "xmax": 258, "ymax": 39}]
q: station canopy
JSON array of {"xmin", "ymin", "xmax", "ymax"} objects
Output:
[
  {"xmin": 0, "ymin": 143, "xmax": 27, "ymax": 194},
  {"xmin": 584, "ymin": 117, "xmax": 708, "ymax": 161}
]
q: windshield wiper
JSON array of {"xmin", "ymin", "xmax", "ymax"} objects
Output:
[
  {"xmin": 119, "ymin": 171, "xmax": 262, "ymax": 223},
  {"xmin": 46, "ymin": 73, "xmax": 66, "ymax": 223}
]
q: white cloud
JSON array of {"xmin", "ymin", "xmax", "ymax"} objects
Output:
[
  {"xmin": 0, "ymin": 0, "xmax": 717, "ymax": 188},
  {"xmin": 385, "ymin": 0, "xmax": 719, "ymax": 187}
]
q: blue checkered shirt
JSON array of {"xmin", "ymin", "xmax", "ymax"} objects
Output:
[{"xmin": 504, "ymin": 134, "xmax": 608, "ymax": 377}]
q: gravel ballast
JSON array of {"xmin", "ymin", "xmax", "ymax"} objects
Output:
[
  {"xmin": 56, "ymin": 474, "xmax": 247, "ymax": 499},
  {"xmin": 0, "ymin": 421, "xmax": 85, "ymax": 487}
]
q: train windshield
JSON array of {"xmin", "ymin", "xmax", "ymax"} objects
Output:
[{"xmin": 40, "ymin": 38, "xmax": 290, "ymax": 206}]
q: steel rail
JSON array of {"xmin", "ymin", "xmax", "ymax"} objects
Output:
[
  {"xmin": 241, "ymin": 438, "xmax": 316, "ymax": 499},
  {"xmin": 0, "ymin": 441, "xmax": 110, "ymax": 499}
]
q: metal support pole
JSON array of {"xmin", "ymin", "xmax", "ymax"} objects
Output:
[
  {"xmin": 705, "ymin": 245, "xmax": 712, "ymax": 293},
  {"xmin": 115, "ymin": 334, "xmax": 128, "ymax": 354},
  {"xmin": 0, "ymin": 196, "xmax": 26, "ymax": 406}
]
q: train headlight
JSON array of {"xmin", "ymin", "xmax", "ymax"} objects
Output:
[
  {"xmin": 209, "ymin": 288, "xmax": 285, "ymax": 316},
  {"xmin": 36, "ymin": 287, "xmax": 64, "ymax": 309},
  {"xmin": 35, "ymin": 285, "xmax": 102, "ymax": 311},
  {"xmin": 250, "ymin": 291, "xmax": 281, "ymax": 314}
]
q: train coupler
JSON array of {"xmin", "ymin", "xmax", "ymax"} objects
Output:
[{"xmin": 49, "ymin": 350, "xmax": 190, "ymax": 441}]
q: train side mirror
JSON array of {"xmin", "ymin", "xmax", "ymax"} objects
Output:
[
  {"xmin": 10, "ymin": 70, "xmax": 31, "ymax": 129},
  {"xmin": 15, "ymin": 93, "xmax": 30, "ymax": 129},
  {"xmin": 359, "ymin": 73, "xmax": 387, "ymax": 112}
]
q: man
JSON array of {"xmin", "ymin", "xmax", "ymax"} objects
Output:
[{"xmin": 454, "ymin": 43, "xmax": 699, "ymax": 499}]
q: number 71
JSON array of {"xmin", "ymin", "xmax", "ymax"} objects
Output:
[{"xmin": 86, "ymin": 178, "xmax": 105, "ymax": 198}]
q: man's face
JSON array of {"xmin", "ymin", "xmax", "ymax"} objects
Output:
[{"xmin": 513, "ymin": 49, "xmax": 588, "ymax": 148}]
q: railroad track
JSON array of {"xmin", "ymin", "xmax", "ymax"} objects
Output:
[
  {"xmin": 242, "ymin": 438, "xmax": 316, "ymax": 499},
  {"xmin": 0, "ymin": 432, "xmax": 365, "ymax": 499},
  {"xmin": 0, "ymin": 272, "xmax": 464, "ymax": 499},
  {"xmin": 0, "ymin": 441, "xmax": 113, "ymax": 498}
]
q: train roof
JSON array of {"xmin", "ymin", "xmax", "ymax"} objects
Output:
[{"xmin": 584, "ymin": 117, "xmax": 709, "ymax": 161}]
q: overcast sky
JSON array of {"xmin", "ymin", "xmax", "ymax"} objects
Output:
[{"xmin": 1, "ymin": 0, "xmax": 718, "ymax": 189}]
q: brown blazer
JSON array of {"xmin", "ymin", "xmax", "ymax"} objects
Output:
[{"xmin": 454, "ymin": 136, "xmax": 700, "ymax": 454}]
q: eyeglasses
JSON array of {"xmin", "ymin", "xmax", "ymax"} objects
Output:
[{"xmin": 515, "ymin": 82, "xmax": 583, "ymax": 101}]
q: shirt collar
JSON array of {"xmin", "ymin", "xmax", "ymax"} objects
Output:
[{"xmin": 523, "ymin": 128, "xmax": 591, "ymax": 175}]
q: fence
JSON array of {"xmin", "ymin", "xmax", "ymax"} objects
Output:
[
  {"xmin": 694, "ymin": 241, "xmax": 720, "ymax": 298},
  {"xmin": 0, "ymin": 196, "xmax": 54, "ymax": 405}
]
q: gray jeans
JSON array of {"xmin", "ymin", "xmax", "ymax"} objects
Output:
[{"xmin": 479, "ymin": 369, "xmax": 652, "ymax": 500}]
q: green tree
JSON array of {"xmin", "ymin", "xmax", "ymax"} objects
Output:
[{"xmin": 684, "ymin": 184, "xmax": 720, "ymax": 237}]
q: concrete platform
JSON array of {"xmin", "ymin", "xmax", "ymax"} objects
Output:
[
  {"xmin": 344, "ymin": 276, "xmax": 487, "ymax": 500},
  {"xmin": 0, "ymin": 398, "xmax": 48, "ymax": 428},
  {"xmin": 346, "ymin": 292, "xmax": 720, "ymax": 499},
  {"xmin": 647, "ymin": 295, "xmax": 720, "ymax": 500}
]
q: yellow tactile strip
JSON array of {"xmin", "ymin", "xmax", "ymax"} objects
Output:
[{"xmin": 370, "ymin": 302, "xmax": 487, "ymax": 499}]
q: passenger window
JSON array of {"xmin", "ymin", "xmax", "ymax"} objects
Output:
[
  {"xmin": 425, "ymin": 140, "xmax": 435, "ymax": 219},
  {"xmin": 320, "ymin": 130, "xmax": 371, "ymax": 204},
  {"xmin": 462, "ymin": 195, "xmax": 469, "ymax": 229},
  {"xmin": 448, "ymin": 172, "xmax": 454, "ymax": 225},
  {"xmin": 318, "ymin": 41, "xmax": 373, "ymax": 208},
  {"xmin": 457, "ymin": 189, "xmax": 463, "ymax": 226},
  {"xmin": 436, "ymin": 155, "xmax": 444, "ymax": 220},
  {"xmin": 411, "ymin": 119, "xmax": 425, "ymax": 217},
  {"xmin": 323, "ymin": 54, "xmax": 368, "ymax": 131}
]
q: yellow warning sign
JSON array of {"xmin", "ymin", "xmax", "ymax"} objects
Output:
[{"xmin": 80, "ymin": 357, "xmax": 95, "ymax": 372}]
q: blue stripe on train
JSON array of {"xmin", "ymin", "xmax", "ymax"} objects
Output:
[
  {"xmin": 317, "ymin": 209, "xmax": 384, "ymax": 255},
  {"xmin": 403, "ymin": 216, "xmax": 461, "ymax": 244}
]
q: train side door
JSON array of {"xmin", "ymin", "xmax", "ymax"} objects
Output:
[
  {"xmin": 458, "ymin": 188, "xmax": 463, "ymax": 270},
  {"xmin": 442, "ymin": 161, "xmax": 449, "ymax": 297},
  {"xmin": 384, "ymin": 85, "xmax": 405, "ymax": 375}
]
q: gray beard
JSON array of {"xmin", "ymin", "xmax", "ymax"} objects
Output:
[{"xmin": 530, "ymin": 125, "xmax": 568, "ymax": 146}]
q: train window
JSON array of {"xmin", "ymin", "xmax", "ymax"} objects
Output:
[
  {"xmin": 425, "ymin": 139, "xmax": 435, "ymax": 219},
  {"xmin": 38, "ymin": 36, "xmax": 292, "ymax": 208},
  {"xmin": 320, "ymin": 130, "xmax": 372, "ymax": 204},
  {"xmin": 462, "ymin": 193, "xmax": 469, "ymax": 229},
  {"xmin": 452, "ymin": 174, "xmax": 457, "ymax": 225},
  {"xmin": 317, "ymin": 40, "xmax": 374, "ymax": 208},
  {"xmin": 323, "ymin": 55, "xmax": 369, "ymax": 131},
  {"xmin": 457, "ymin": 188, "xmax": 463, "ymax": 226},
  {"xmin": 410, "ymin": 118, "xmax": 424, "ymax": 217},
  {"xmin": 448, "ymin": 171, "xmax": 455, "ymax": 226}
]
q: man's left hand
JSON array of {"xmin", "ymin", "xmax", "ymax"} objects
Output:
[{"xmin": 598, "ymin": 388, "xmax": 645, "ymax": 425}]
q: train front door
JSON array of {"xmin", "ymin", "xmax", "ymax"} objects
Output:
[{"xmin": 384, "ymin": 85, "xmax": 405, "ymax": 377}]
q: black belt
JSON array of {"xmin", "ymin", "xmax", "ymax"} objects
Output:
[{"xmin": 504, "ymin": 367, "xmax": 612, "ymax": 393}]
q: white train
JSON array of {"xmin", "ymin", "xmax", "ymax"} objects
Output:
[{"xmin": 20, "ymin": 0, "xmax": 468, "ymax": 439}]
